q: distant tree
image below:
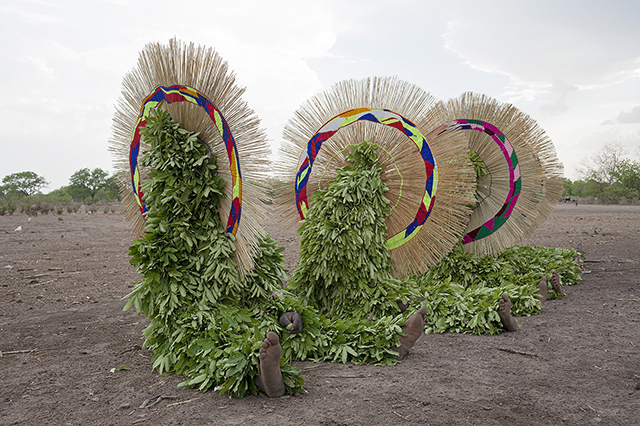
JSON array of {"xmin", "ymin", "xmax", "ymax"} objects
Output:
[
  {"xmin": 579, "ymin": 179, "xmax": 605, "ymax": 198},
  {"xmin": 45, "ymin": 187, "xmax": 74, "ymax": 203},
  {"xmin": 103, "ymin": 175, "xmax": 121, "ymax": 200},
  {"xmin": 67, "ymin": 168, "xmax": 109, "ymax": 202},
  {"xmin": 611, "ymin": 158, "xmax": 640, "ymax": 194},
  {"xmin": 562, "ymin": 178, "xmax": 573, "ymax": 197},
  {"xmin": 602, "ymin": 183, "xmax": 638, "ymax": 202},
  {"xmin": 577, "ymin": 141, "xmax": 627, "ymax": 184},
  {"xmin": 1, "ymin": 171, "xmax": 49, "ymax": 196},
  {"xmin": 94, "ymin": 175, "xmax": 122, "ymax": 202}
]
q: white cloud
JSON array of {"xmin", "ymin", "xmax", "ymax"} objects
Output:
[
  {"xmin": 432, "ymin": 0, "xmax": 640, "ymax": 180},
  {"xmin": 1, "ymin": 0, "xmax": 639, "ymax": 190},
  {"xmin": 0, "ymin": 4, "xmax": 65, "ymax": 24},
  {"xmin": 442, "ymin": 1, "xmax": 640, "ymax": 100},
  {"xmin": 538, "ymin": 81, "xmax": 579, "ymax": 116},
  {"xmin": 615, "ymin": 106, "xmax": 640, "ymax": 124},
  {"xmin": 0, "ymin": 0, "xmax": 338, "ymax": 190}
]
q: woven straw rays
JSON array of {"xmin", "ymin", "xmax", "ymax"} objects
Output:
[
  {"xmin": 436, "ymin": 92, "xmax": 563, "ymax": 256},
  {"xmin": 276, "ymin": 77, "xmax": 476, "ymax": 277},
  {"xmin": 109, "ymin": 38, "xmax": 271, "ymax": 275}
]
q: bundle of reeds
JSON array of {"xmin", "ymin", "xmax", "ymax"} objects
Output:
[
  {"xmin": 276, "ymin": 77, "xmax": 476, "ymax": 277},
  {"xmin": 109, "ymin": 38, "xmax": 271, "ymax": 275},
  {"xmin": 435, "ymin": 92, "xmax": 564, "ymax": 256}
]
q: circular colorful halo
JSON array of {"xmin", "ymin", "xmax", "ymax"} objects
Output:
[
  {"xmin": 110, "ymin": 38, "xmax": 274, "ymax": 276},
  {"xmin": 447, "ymin": 118, "xmax": 520, "ymax": 244},
  {"xmin": 130, "ymin": 84, "xmax": 243, "ymax": 235},
  {"xmin": 277, "ymin": 76, "xmax": 476, "ymax": 276},
  {"xmin": 434, "ymin": 91, "xmax": 564, "ymax": 256},
  {"xmin": 294, "ymin": 107, "xmax": 438, "ymax": 250}
]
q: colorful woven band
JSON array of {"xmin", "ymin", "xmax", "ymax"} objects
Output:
[
  {"xmin": 452, "ymin": 119, "xmax": 521, "ymax": 244},
  {"xmin": 129, "ymin": 85, "xmax": 242, "ymax": 235},
  {"xmin": 294, "ymin": 108, "xmax": 438, "ymax": 250}
]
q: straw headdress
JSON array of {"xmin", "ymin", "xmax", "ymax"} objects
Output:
[
  {"xmin": 276, "ymin": 77, "xmax": 476, "ymax": 277},
  {"xmin": 435, "ymin": 92, "xmax": 564, "ymax": 256},
  {"xmin": 109, "ymin": 38, "xmax": 271, "ymax": 275}
]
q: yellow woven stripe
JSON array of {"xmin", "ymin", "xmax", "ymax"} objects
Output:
[
  {"xmin": 230, "ymin": 151, "xmax": 241, "ymax": 199},
  {"xmin": 133, "ymin": 168, "xmax": 143, "ymax": 208},
  {"xmin": 386, "ymin": 225, "xmax": 422, "ymax": 250},
  {"xmin": 212, "ymin": 109, "xmax": 225, "ymax": 136},
  {"xmin": 296, "ymin": 165, "xmax": 311, "ymax": 188}
]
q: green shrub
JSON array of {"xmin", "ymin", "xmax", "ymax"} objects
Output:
[
  {"xmin": 288, "ymin": 142, "xmax": 418, "ymax": 321},
  {"xmin": 409, "ymin": 243, "xmax": 582, "ymax": 335},
  {"xmin": 123, "ymin": 109, "xmax": 303, "ymax": 398}
]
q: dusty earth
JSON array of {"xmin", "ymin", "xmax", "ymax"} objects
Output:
[{"xmin": 1, "ymin": 203, "xmax": 639, "ymax": 425}]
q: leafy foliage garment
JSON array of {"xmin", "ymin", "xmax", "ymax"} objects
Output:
[{"xmin": 124, "ymin": 110, "xmax": 581, "ymax": 397}]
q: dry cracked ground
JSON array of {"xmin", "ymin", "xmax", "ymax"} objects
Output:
[{"xmin": 1, "ymin": 203, "xmax": 639, "ymax": 425}]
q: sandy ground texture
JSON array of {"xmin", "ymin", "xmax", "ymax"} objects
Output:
[{"xmin": 0, "ymin": 203, "xmax": 639, "ymax": 425}]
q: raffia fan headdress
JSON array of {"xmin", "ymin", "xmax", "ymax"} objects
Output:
[
  {"xmin": 109, "ymin": 38, "xmax": 271, "ymax": 275},
  {"xmin": 434, "ymin": 92, "xmax": 564, "ymax": 256},
  {"xmin": 275, "ymin": 77, "xmax": 477, "ymax": 277}
]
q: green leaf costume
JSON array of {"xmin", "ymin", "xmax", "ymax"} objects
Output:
[{"xmin": 124, "ymin": 109, "xmax": 581, "ymax": 398}]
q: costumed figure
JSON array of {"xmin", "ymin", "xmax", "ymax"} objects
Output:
[
  {"xmin": 110, "ymin": 42, "xmax": 456, "ymax": 399},
  {"xmin": 273, "ymin": 77, "xmax": 477, "ymax": 373},
  {"xmin": 406, "ymin": 93, "xmax": 579, "ymax": 334},
  {"xmin": 110, "ymin": 39, "xmax": 322, "ymax": 398},
  {"xmin": 109, "ymin": 39, "xmax": 581, "ymax": 398}
]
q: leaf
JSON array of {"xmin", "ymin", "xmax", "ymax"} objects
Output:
[{"xmin": 189, "ymin": 373, "xmax": 208, "ymax": 384}]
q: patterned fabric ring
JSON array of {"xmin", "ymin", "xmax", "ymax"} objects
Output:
[
  {"xmin": 129, "ymin": 84, "xmax": 242, "ymax": 235},
  {"xmin": 294, "ymin": 108, "xmax": 438, "ymax": 250},
  {"xmin": 450, "ymin": 119, "xmax": 521, "ymax": 244}
]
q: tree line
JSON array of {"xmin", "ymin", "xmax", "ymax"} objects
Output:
[
  {"xmin": 562, "ymin": 142, "xmax": 640, "ymax": 203},
  {"xmin": 2, "ymin": 141, "xmax": 638, "ymax": 215},
  {"xmin": 0, "ymin": 168, "xmax": 121, "ymax": 215}
]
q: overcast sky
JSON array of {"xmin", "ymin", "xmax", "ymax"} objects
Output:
[{"xmin": 1, "ymin": 0, "xmax": 639, "ymax": 191}]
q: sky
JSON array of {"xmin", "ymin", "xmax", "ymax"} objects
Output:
[{"xmin": 1, "ymin": 0, "xmax": 639, "ymax": 191}]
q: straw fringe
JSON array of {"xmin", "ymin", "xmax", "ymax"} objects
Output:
[
  {"xmin": 436, "ymin": 92, "xmax": 563, "ymax": 256},
  {"xmin": 275, "ymin": 77, "xmax": 476, "ymax": 277},
  {"xmin": 109, "ymin": 38, "xmax": 272, "ymax": 275}
]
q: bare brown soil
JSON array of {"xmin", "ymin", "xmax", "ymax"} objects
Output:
[{"xmin": 1, "ymin": 203, "xmax": 639, "ymax": 425}]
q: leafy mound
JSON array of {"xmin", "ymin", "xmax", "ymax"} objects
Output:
[
  {"xmin": 124, "ymin": 109, "xmax": 304, "ymax": 397},
  {"xmin": 123, "ymin": 113, "xmax": 582, "ymax": 397},
  {"xmin": 288, "ymin": 142, "xmax": 418, "ymax": 321},
  {"xmin": 410, "ymin": 243, "xmax": 582, "ymax": 335}
]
